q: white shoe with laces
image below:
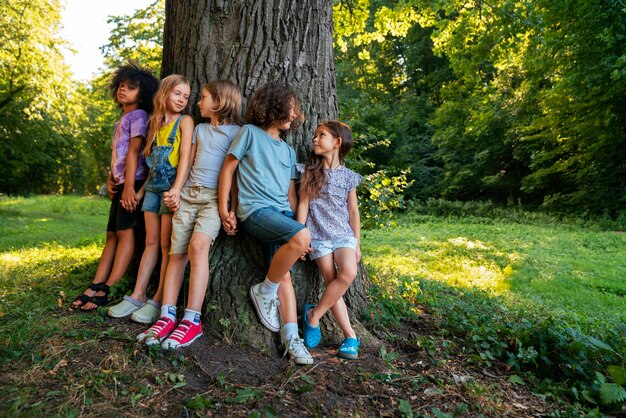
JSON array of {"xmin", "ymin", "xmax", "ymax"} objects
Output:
[
  {"xmin": 283, "ymin": 336, "xmax": 314, "ymax": 365},
  {"xmin": 249, "ymin": 283, "xmax": 281, "ymax": 332}
]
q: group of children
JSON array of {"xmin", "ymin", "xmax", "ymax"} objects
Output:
[{"xmin": 71, "ymin": 63, "xmax": 363, "ymax": 365}]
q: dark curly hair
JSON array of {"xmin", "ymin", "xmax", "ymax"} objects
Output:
[
  {"xmin": 246, "ymin": 82, "xmax": 303, "ymax": 136},
  {"xmin": 109, "ymin": 62, "xmax": 159, "ymax": 114}
]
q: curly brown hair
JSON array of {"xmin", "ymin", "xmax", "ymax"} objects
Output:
[
  {"xmin": 245, "ymin": 82, "xmax": 303, "ymax": 136},
  {"xmin": 300, "ymin": 121, "xmax": 354, "ymax": 199}
]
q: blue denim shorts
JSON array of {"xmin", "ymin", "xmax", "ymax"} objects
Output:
[
  {"xmin": 142, "ymin": 189, "xmax": 172, "ymax": 215},
  {"xmin": 142, "ymin": 171, "xmax": 176, "ymax": 215},
  {"xmin": 241, "ymin": 207, "xmax": 306, "ymax": 267},
  {"xmin": 310, "ymin": 235, "xmax": 358, "ymax": 260}
]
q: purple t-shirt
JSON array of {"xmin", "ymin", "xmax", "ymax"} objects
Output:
[
  {"xmin": 298, "ymin": 164, "xmax": 363, "ymax": 241},
  {"xmin": 111, "ymin": 109, "xmax": 149, "ymax": 185}
]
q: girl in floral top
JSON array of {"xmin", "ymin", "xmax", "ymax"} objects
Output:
[{"xmin": 296, "ymin": 120, "xmax": 363, "ymax": 359}]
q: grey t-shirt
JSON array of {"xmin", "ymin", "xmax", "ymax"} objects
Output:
[
  {"xmin": 185, "ymin": 123, "xmax": 241, "ymax": 189},
  {"xmin": 228, "ymin": 124, "xmax": 297, "ymax": 221},
  {"xmin": 299, "ymin": 164, "xmax": 363, "ymax": 241}
]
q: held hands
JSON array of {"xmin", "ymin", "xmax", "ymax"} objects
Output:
[
  {"xmin": 300, "ymin": 244, "xmax": 313, "ymax": 261},
  {"xmin": 121, "ymin": 185, "xmax": 139, "ymax": 212},
  {"xmin": 221, "ymin": 210, "xmax": 238, "ymax": 235},
  {"xmin": 163, "ymin": 190, "xmax": 180, "ymax": 213}
]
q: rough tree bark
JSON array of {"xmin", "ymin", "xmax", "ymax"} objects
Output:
[{"xmin": 161, "ymin": 0, "xmax": 374, "ymax": 353}]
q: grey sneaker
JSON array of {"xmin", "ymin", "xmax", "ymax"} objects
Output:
[
  {"xmin": 283, "ymin": 336, "xmax": 314, "ymax": 365},
  {"xmin": 249, "ymin": 283, "xmax": 280, "ymax": 332}
]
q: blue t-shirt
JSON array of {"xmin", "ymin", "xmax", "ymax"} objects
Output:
[
  {"xmin": 228, "ymin": 124, "xmax": 297, "ymax": 221},
  {"xmin": 185, "ymin": 123, "xmax": 241, "ymax": 189}
]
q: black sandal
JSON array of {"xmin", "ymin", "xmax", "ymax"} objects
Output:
[
  {"xmin": 81, "ymin": 283, "xmax": 111, "ymax": 311},
  {"xmin": 72, "ymin": 282, "xmax": 105, "ymax": 309},
  {"xmin": 82, "ymin": 283, "xmax": 110, "ymax": 312}
]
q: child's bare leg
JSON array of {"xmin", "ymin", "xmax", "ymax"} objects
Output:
[
  {"xmin": 266, "ymin": 229, "xmax": 310, "ymax": 282},
  {"xmin": 277, "ymin": 272, "xmax": 297, "ymax": 324},
  {"xmin": 160, "ymin": 253, "xmax": 189, "ymax": 306},
  {"xmin": 308, "ymin": 249, "xmax": 358, "ymax": 337},
  {"xmin": 154, "ymin": 214, "xmax": 173, "ymax": 302},
  {"xmin": 186, "ymin": 233, "xmax": 212, "ymax": 311},
  {"xmin": 129, "ymin": 212, "xmax": 160, "ymax": 302},
  {"xmin": 72, "ymin": 231, "xmax": 117, "ymax": 308},
  {"xmin": 81, "ymin": 228, "xmax": 135, "ymax": 310}
]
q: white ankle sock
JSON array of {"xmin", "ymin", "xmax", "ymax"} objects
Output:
[
  {"xmin": 259, "ymin": 277, "xmax": 280, "ymax": 296},
  {"xmin": 183, "ymin": 309, "xmax": 201, "ymax": 324},
  {"xmin": 281, "ymin": 322, "xmax": 299, "ymax": 342},
  {"xmin": 161, "ymin": 304, "xmax": 176, "ymax": 322}
]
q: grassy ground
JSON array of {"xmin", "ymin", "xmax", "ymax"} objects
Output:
[
  {"xmin": 0, "ymin": 195, "xmax": 624, "ymax": 416},
  {"xmin": 362, "ymin": 212, "xmax": 626, "ymax": 333}
]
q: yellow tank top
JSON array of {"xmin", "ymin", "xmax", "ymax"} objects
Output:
[{"xmin": 155, "ymin": 118, "xmax": 182, "ymax": 167}]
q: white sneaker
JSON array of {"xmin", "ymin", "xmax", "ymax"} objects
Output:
[
  {"xmin": 283, "ymin": 336, "xmax": 314, "ymax": 365},
  {"xmin": 249, "ymin": 283, "xmax": 280, "ymax": 332}
]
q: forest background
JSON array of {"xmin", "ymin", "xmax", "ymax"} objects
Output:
[{"xmin": 2, "ymin": 0, "xmax": 626, "ymax": 221}]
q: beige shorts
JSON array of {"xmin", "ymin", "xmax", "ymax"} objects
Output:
[{"xmin": 170, "ymin": 186, "xmax": 221, "ymax": 254}]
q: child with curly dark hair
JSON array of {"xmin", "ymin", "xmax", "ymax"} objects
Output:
[
  {"xmin": 219, "ymin": 82, "xmax": 313, "ymax": 364},
  {"xmin": 72, "ymin": 62, "xmax": 159, "ymax": 312}
]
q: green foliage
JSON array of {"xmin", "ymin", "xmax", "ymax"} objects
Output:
[
  {"xmin": 334, "ymin": 0, "xmax": 626, "ymax": 217},
  {"xmin": 335, "ymin": 0, "xmax": 449, "ymax": 202},
  {"xmin": 359, "ymin": 169, "xmax": 412, "ymax": 229},
  {"xmin": 101, "ymin": 0, "xmax": 164, "ymax": 72},
  {"xmin": 0, "ymin": 0, "xmax": 86, "ymax": 194}
]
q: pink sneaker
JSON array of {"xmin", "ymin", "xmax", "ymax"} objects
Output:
[
  {"xmin": 136, "ymin": 317, "xmax": 177, "ymax": 346},
  {"xmin": 161, "ymin": 320, "xmax": 203, "ymax": 349}
]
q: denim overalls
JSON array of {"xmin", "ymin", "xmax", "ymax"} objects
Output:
[{"xmin": 145, "ymin": 116, "xmax": 181, "ymax": 194}]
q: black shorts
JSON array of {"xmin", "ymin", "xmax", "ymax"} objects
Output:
[{"xmin": 106, "ymin": 181, "xmax": 145, "ymax": 232}]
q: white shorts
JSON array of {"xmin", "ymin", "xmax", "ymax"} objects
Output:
[{"xmin": 309, "ymin": 236, "xmax": 357, "ymax": 260}]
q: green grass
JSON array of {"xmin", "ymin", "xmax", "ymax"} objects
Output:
[
  {"xmin": 362, "ymin": 213, "xmax": 626, "ymax": 330},
  {"xmin": 0, "ymin": 195, "xmax": 109, "ymax": 361}
]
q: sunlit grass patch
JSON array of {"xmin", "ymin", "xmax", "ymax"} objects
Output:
[
  {"xmin": 0, "ymin": 195, "xmax": 107, "ymax": 251},
  {"xmin": 362, "ymin": 214, "xmax": 626, "ymax": 328},
  {"xmin": 0, "ymin": 243, "xmax": 102, "ymax": 296}
]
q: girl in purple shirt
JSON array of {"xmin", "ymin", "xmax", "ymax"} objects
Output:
[{"xmin": 71, "ymin": 63, "xmax": 158, "ymax": 312}]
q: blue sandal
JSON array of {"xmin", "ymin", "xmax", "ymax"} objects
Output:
[
  {"xmin": 302, "ymin": 304, "xmax": 321, "ymax": 348},
  {"xmin": 338, "ymin": 337, "xmax": 360, "ymax": 360}
]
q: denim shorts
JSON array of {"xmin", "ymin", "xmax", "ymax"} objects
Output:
[
  {"xmin": 170, "ymin": 186, "xmax": 221, "ymax": 254},
  {"xmin": 241, "ymin": 207, "xmax": 306, "ymax": 267},
  {"xmin": 310, "ymin": 235, "xmax": 358, "ymax": 260},
  {"xmin": 142, "ymin": 189, "xmax": 173, "ymax": 215}
]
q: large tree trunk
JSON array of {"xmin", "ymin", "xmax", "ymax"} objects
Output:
[{"xmin": 162, "ymin": 0, "xmax": 374, "ymax": 353}]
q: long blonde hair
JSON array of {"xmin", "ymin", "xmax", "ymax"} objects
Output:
[
  {"xmin": 143, "ymin": 74, "xmax": 190, "ymax": 157},
  {"xmin": 203, "ymin": 80, "xmax": 244, "ymax": 125}
]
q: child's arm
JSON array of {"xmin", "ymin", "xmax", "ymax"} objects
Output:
[
  {"xmin": 225, "ymin": 173, "xmax": 239, "ymax": 235},
  {"xmin": 296, "ymin": 188, "xmax": 309, "ymax": 225},
  {"xmin": 121, "ymin": 135, "xmax": 143, "ymax": 212},
  {"xmin": 107, "ymin": 172, "xmax": 117, "ymax": 199},
  {"xmin": 347, "ymin": 188, "xmax": 362, "ymax": 262},
  {"xmin": 219, "ymin": 155, "xmax": 240, "ymax": 233},
  {"xmin": 166, "ymin": 116, "xmax": 194, "ymax": 211},
  {"xmin": 288, "ymin": 180, "xmax": 298, "ymax": 214}
]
